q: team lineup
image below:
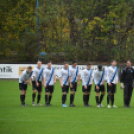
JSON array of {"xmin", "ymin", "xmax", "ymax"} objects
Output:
[{"xmin": 19, "ymin": 60, "xmax": 134, "ymax": 108}]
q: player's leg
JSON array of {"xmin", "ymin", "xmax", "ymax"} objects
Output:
[
  {"xmin": 70, "ymin": 82, "xmax": 77, "ymax": 107},
  {"xmin": 82, "ymin": 86, "xmax": 88, "ymax": 106},
  {"xmin": 87, "ymin": 85, "xmax": 92, "ymax": 107},
  {"xmin": 37, "ymin": 82, "xmax": 42, "ymax": 106},
  {"xmin": 99, "ymin": 85, "xmax": 105, "ymax": 107},
  {"xmin": 107, "ymin": 83, "xmax": 112, "ymax": 108},
  {"xmin": 45, "ymin": 85, "xmax": 49, "ymax": 106},
  {"xmin": 96, "ymin": 92, "xmax": 100, "ymax": 107},
  {"xmin": 48, "ymin": 86, "xmax": 54, "ymax": 106},
  {"xmin": 32, "ymin": 81, "xmax": 37, "ymax": 106},
  {"xmin": 111, "ymin": 84, "xmax": 117, "ymax": 108},
  {"xmin": 62, "ymin": 86, "xmax": 69, "ymax": 107},
  {"xmin": 19, "ymin": 83, "xmax": 27, "ymax": 106}
]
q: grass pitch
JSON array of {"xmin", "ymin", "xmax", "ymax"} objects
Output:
[{"xmin": 0, "ymin": 80, "xmax": 134, "ymax": 134}]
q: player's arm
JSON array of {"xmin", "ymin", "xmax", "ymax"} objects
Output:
[
  {"xmin": 94, "ymin": 71, "xmax": 99, "ymax": 90},
  {"xmin": 24, "ymin": 77, "xmax": 31, "ymax": 86},
  {"xmin": 120, "ymin": 69, "xmax": 126, "ymax": 89},
  {"xmin": 69, "ymin": 70, "xmax": 73, "ymax": 88},
  {"xmin": 82, "ymin": 71, "xmax": 87, "ymax": 89},
  {"xmin": 43, "ymin": 70, "xmax": 47, "ymax": 88},
  {"xmin": 77, "ymin": 69, "xmax": 81, "ymax": 86},
  {"xmin": 107, "ymin": 68, "xmax": 112, "ymax": 86},
  {"xmin": 32, "ymin": 70, "xmax": 39, "ymax": 86},
  {"xmin": 54, "ymin": 70, "xmax": 56, "ymax": 84},
  {"xmin": 59, "ymin": 70, "xmax": 63, "ymax": 87}
]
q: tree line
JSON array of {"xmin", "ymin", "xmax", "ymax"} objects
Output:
[{"xmin": 0, "ymin": 0, "xmax": 134, "ymax": 63}]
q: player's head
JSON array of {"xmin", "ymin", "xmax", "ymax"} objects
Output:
[
  {"xmin": 98, "ymin": 65, "xmax": 102, "ymax": 71},
  {"xmin": 87, "ymin": 62, "xmax": 92, "ymax": 70},
  {"xmin": 111, "ymin": 60, "xmax": 117, "ymax": 66},
  {"xmin": 72, "ymin": 60, "xmax": 77, "ymax": 67},
  {"xmin": 27, "ymin": 66, "xmax": 32, "ymax": 73},
  {"xmin": 126, "ymin": 60, "xmax": 131, "ymax": 67},
  {"xmin": 47, "ymin": 61, "xmax": 52, "ymax": 68},
  {"xmin": 37, "ymin": 60, "xmax": 42, "ymax": 68},
  {"xmin": 64, "ymin": 62, "xmax": 69, "ymax": 69}
]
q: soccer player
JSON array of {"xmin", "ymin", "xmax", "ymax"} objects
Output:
[
  {"xmin": 59, "ymin": 62, "xmax": 69, "ymax": 107},
  {"xmin": 94, "ymin": 65, "xmax": 106, "ymax": 107},
  {"xmin": 82, "ymin": 62, "xmax": 93, "ymax": 107},
  {"xmin": 19, "ymin": 66, "xmax": 33, "ymax": 106},
  {"xmin": 120, "ymin": 60, "xmax": 134, "ymax": 108},
  {"xmin": 69, "ymin": 60, "xmax": 81, "ymax": 107},
  {"xmin": 43, "ymin": 61, "xmax": 56, "ymax": 106},
  {"xmin": 107, "ymin": 60, "xmax": 119, "ymax": 108},
  {"xmin": 32, "ymin": 61, "xmax": 44, "ymax": 106}
]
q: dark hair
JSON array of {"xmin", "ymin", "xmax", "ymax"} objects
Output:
[
  {"xmin": 47, "ymin": 61, "xmax": 51, "ymax": 64},
  {"xmin": 72, "ymin": 60, "xmax": 77, "ymax": 64},
  {"xmin": 87, "ymin": 62, "xmax": 92, "ymax": 66},
  {"xmin": 64, "ymin": 62, "xmax": 68, "ymax": 65},
  {"xmin": 27, "ymin": 66, "xmax": 32, "ymax": 69},
  {"xmin": 98, "ymin": 65, "xmax": 102, "ymax": 70}
]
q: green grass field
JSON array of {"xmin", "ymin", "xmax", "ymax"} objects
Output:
[{"xmin": 0, "ymin": 80, "xmax": 134, "ymax": 134}]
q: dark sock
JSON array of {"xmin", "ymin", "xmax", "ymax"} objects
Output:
[
  {"xmin": 32, "ymin": 93, "xmax": 36, "ymax": 102},
  {"xmin": 62, "ymin": 94, "xmax": 66, "ymax": 104},
  {"xmin": 37, "ymin": 95, "xmax": 41, "ymax": 103},
  {"xmin": 20, "ymin": 95, "xmax": 25, "ymax": 104},
  {"xmin": 45, "ymin": 95, "xmax": 48, "ymax": 104},
  {"xmin": 111, "ymin": 95, "xmax": 114, "ymax": 106},
  {"xmin": 95, "ymin": 96, "xmax": 99, "ymax": 105},
  {"xmin": 49, "ymin": 95, "xmax": 52, "ymax": 104},
  {"xmin": 107, "ymin": 95, "xmax": 109, "ymax": 105},
  {"xmin": 70, "ymin": 94, "xmax": 74, "ymax": 104},
  {"xmin": 87, "ymin": 95, "xmax": 90, "ymax": 104},
  {"xmin": 100, "ymin": 94, "xmax": 104, "ymax": 104},
  {"xmin": 24, "ymin": 95, "xmax": 25, "ymax": 103},
  {"xmin": 83, "ymin": 95, "xmax": 85, "ymax": 104}
]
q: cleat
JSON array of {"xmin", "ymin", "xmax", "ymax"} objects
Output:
[
  {"xmin": 21, "ymin": 103, "xmax": 27, "ymax": 107},
  {"xmin": 124, "ymin": 105, "xmax": 128, "ymax": 108},
  {"xmin": 112, "ymin": 105, "xmax": 118, "ymax": 108},
  {"xmin": 62, "ymin": 104, "xmax": 68, "ymax": 107},
  {"xmin": 128, "ymin": 105, "xmax": 131, "ymax": 108},
  {"xmin": 88, "ymin": 104, "xmax": 93, "ymax": 107},
  {"xmin": 107, "ymin": 104, "xmax": 111, "ymax": 108},
  {"xmin": 84, "ymin": 104, "xmax": 89, "ymax": 107},
  {"xmin": 100, "ymin": 104, "xmax": 104, "ymax": 107},
  {"xmin": 69, "ymin": 103, "xmax": 76, "ymax": 107},
  {"xmin": 96, "ymin": 104, "xmax": 101, "ymax": 108},
  {"xmin": 45, "ymin": 103, "xmax": 50, "ymax": 107},
  {"xmin": 37, "ymin": 103, "xmax": 42, "ymax": 106},
  {"xmin": 48, "ymin": 104, "xmax": 52, "ymax": 106},
  {"xmin": 32, "ymin": 102, "xmax": 35, "ymax": 106}
]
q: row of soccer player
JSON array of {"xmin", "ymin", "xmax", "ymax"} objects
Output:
[{"xmin": 19, "ymin": 60, "xmax": 121, "ymax": 108}]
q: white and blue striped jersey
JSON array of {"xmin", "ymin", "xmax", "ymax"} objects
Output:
[
  {"xmin": 19, "ymin": 70, "xmax": 32, "ymax": 84},
  {"xmin": 32, "ymin": 67, "xmax": 44, "ymax": 82},
  {"xmin": 43, "ymin": 67, "xmax": 56, "ymax": 86},
  {"xmin": 82, "ymin": 69, "xmax": 93, "ymax": 86},
  {"xmin": 59, "ymin": 68, "xmax": 69, "ymax": 86},
  {"xmin": 94, "ymin": 69, "xmax": 106, "ymax": 85},
  {"xmin": 107, "ymin": 66, "xmax": 119, "ymax": 84},
  {"xmin": 69, "ymin": 66, "xmax": 80, "ymax": 83}
]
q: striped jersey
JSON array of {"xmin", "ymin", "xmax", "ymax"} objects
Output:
[
  {"xmin": 82, "ymin": 69, "xmax": 93, "ymax": 86},
  {"xmin": 19, "ymin": 70, "xmax": 32, "ymax": 84},
  {"xmin": 43, "ymin": 67, "xmax": 56, "ymax": 85},
  {"xmin": 59, "ymin": 68, "xmax": 69, "ymax": 86}
]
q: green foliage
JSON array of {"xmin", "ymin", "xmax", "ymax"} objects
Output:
[{"xmin": 0, "ymin": 0, "xmax": 134, "ymax": 63}]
